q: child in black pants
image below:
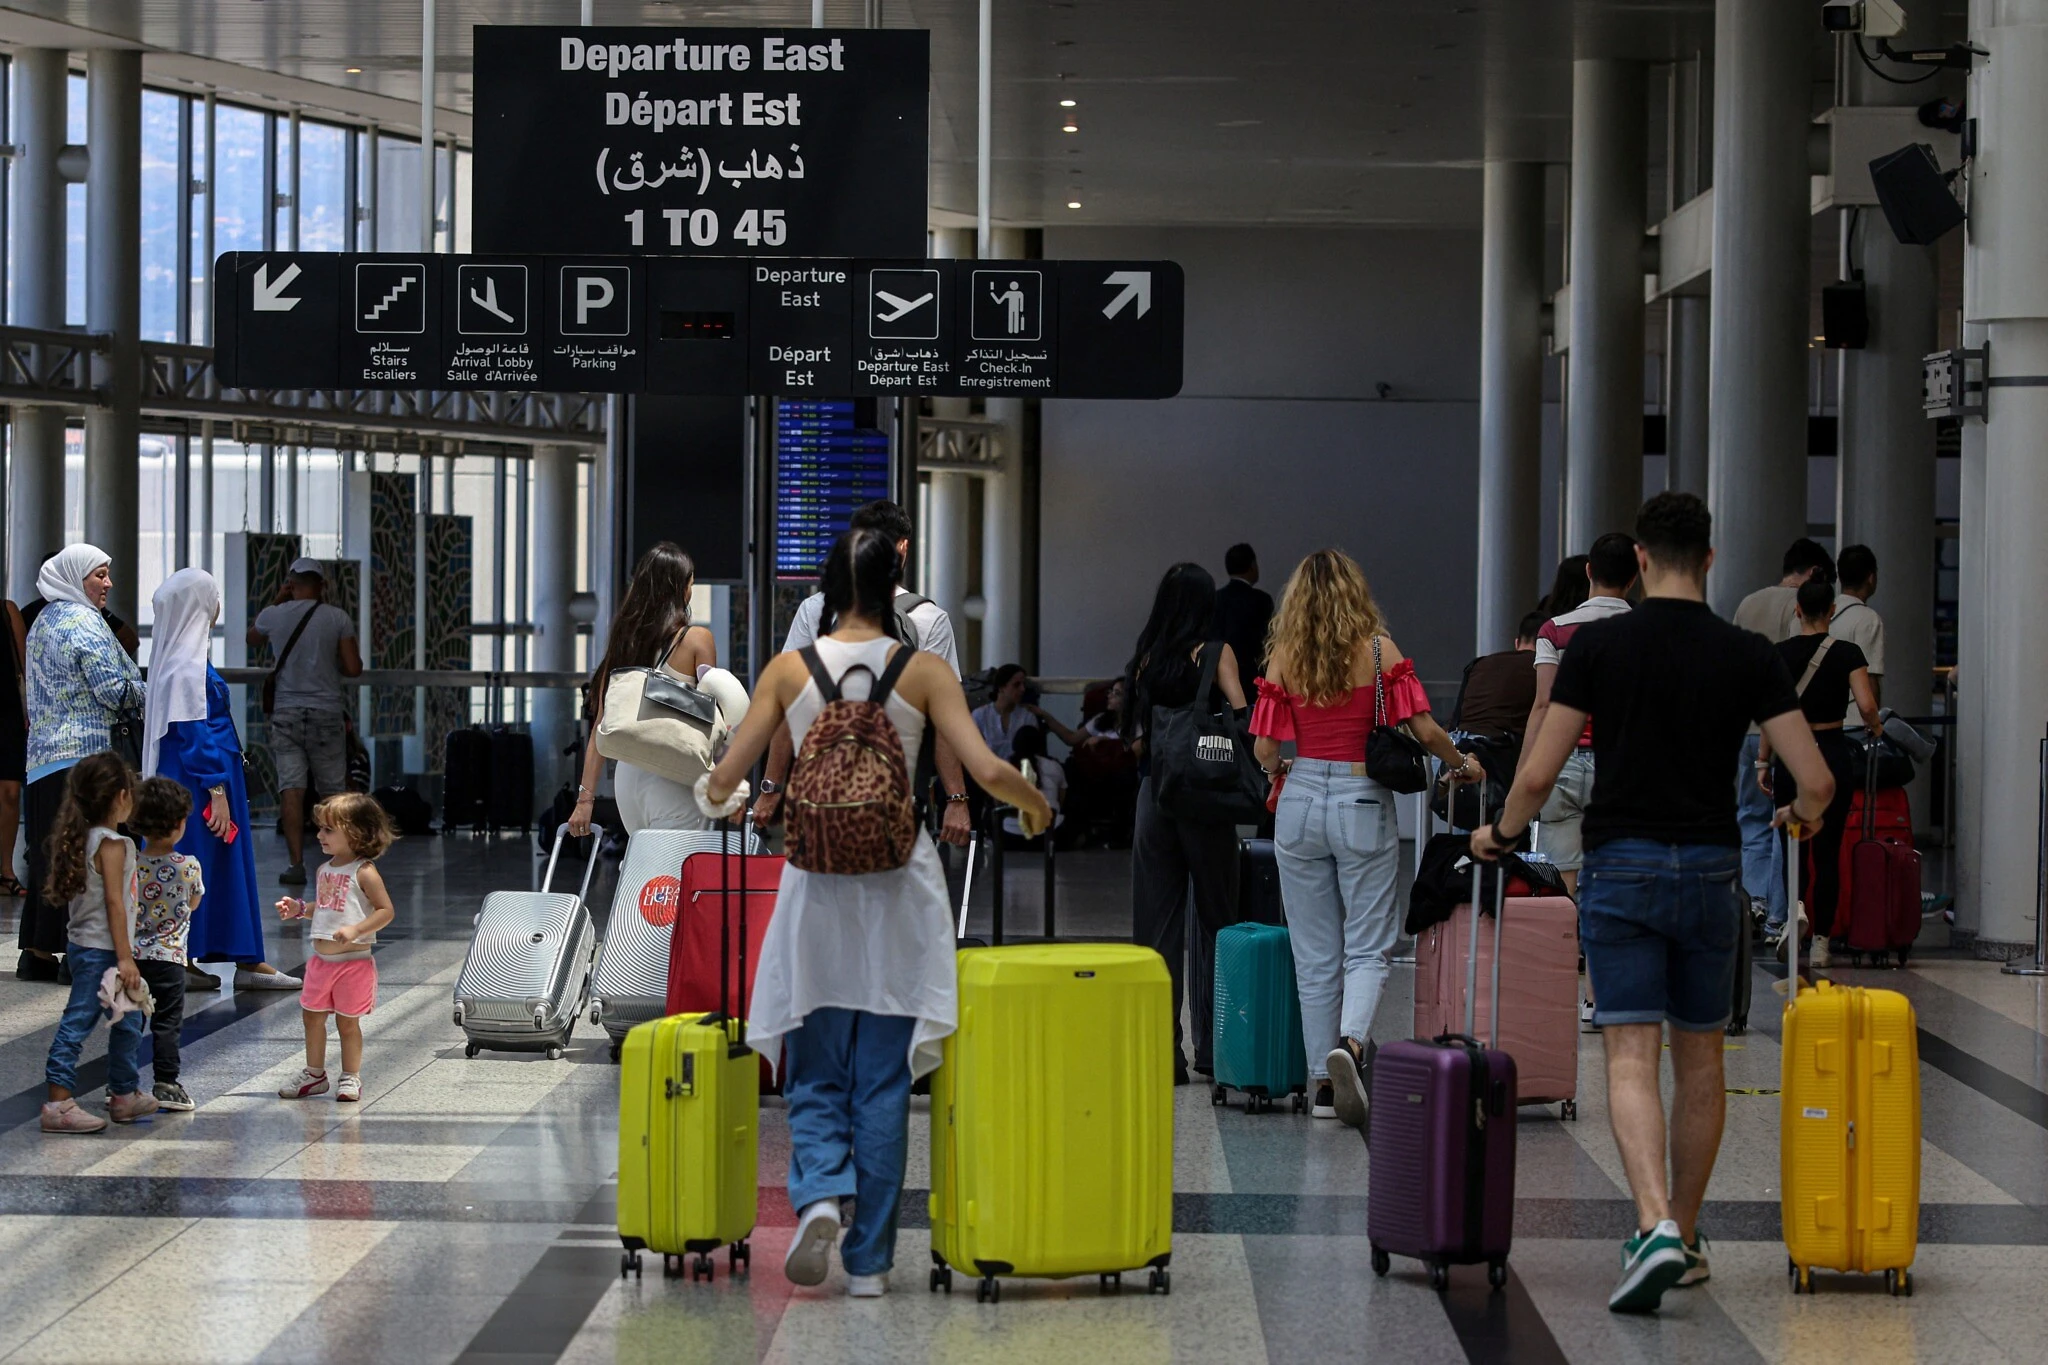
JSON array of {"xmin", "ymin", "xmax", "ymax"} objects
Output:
[{"xmin": 130, "ymin": 777, "xmax": 206, "ymax": 1111}]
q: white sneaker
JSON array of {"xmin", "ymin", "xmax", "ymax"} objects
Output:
[
  {"xmin": 783, "ymin": 1198, "xmax": 841, "ymax": 1287},
  {"xmin": 236, "ymin": 967, "xmax": 302, "ymax": 991},
  {"xmin": 1810, "ymin": 938, "xmax": 1833, "ymax": 969},
  {"xmin": 1581, "ymin": 998, "xmax": 1601, "ymax": 1033},
  {"xmin": 1325, "ymin": 1047, "xmax": 1369, "ymax": 1130},
  {"xmin": 847, "ymin": 1273, "xmax": 887, "ymax": 1298}
]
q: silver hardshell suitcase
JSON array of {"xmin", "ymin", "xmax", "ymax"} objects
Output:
[
  {"xmin": 453, "ymin": 824, "xmax": 599, "ymax": 1060},
  {"xmin": 589, "ymin": 827, "xmax": 759, "ymax": 1060}
]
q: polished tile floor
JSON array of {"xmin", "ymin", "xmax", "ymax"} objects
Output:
[{"xmin": 2, "ymin": 827, "xmax": 2046, "ymax": 1363}]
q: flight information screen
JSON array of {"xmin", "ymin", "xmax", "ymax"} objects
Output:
[{"xmin": 774, "ymin": 399, "xmax": 891, "ymax": 580}]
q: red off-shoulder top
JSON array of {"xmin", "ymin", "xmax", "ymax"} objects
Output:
[{"xmin": 1250, "ymin": 661, "xmax": 1432, "ymax": 761}]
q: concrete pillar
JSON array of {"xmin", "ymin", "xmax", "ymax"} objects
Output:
[
  {"xmin": 10, "ymin": 50, "xmax": 69, "ymax": 600},
  {"xmin": 1565, "ymin": 59, "xmax": 1648, "ymax": 553},
  {"xmin": 1705, "ymin": 0, "xmax": 1811, "ymax": 615},
  {"xmin": 1955, "ymin": 319, "xmax": 1987, "ymax": 941},
  {"xmin": 529, "ymin": 445, "xmax": 581, "ymax": 820},
  {"xmin": 1666, "ymin": 298, "xmax": 1711, "ymax": 496},
  {"xmin": 1476, "ymin": 160, "xmax": 1546, "ymax": 651},
  {"xmin": 981, "ymin": 225, "xmax": 1028, "ymax": 669},
  {"xmin": 926, "ymin": 472, "xmax": 971, "ymax": 648},
  {"xmin": 1963, "ymin": 8, "xmax": 2048, "ymax": 952},
  {"xmin": 84, "ymin": 49, "xmax": 142, "ymax": 623}
]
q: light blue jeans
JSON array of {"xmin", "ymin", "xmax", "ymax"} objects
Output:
[
  {"xmin": 1272, "ymin": 761, "xmax": 1401, "ymax": 1080},
  {"xmin": 1736, "ymin": 734, "xmax": 1785, "ymax": 930},
  {"xmin": 783, "ymin": 1008, "xmax": 916, "ymax": 1276},
  {"xmin": 45, "ymin": 944, "xmax": 145, "ymax": 1095}
]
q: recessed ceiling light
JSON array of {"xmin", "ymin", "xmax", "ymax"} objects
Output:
[
  {"xmin": 1062, "ymin": 123, "xmax": 1078, "ymax": 133},
  {"xmin": 344, "ymin": 66, "xmax": 362, "ymax": 73},
  {"xmin": 1059, "ymin": 99, "xmax": 1076, "ymax": 108},
  {"xmin": 1067, "ymin": 201, "xmax": 1082, "ymax": 209}
]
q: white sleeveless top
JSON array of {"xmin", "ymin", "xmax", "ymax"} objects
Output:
[
  {"xmin": 746, "ymin": 634, "xmax": 955, "ymax": 1079},
  {"xmin": 311, "ymin": 857, "xmax": 377, "ymax": 958}
]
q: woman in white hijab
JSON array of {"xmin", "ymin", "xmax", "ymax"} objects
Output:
[
  {"xmin": 144, "ymin": 568, "xmax": 296, "ymax": 993},
  {"xmin": 16, "ymin": 544, "xmax": 143, "ymax": 980}
]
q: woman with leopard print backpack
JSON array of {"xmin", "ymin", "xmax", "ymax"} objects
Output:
[{"xmin": 696, "ymin": 527, "xmax": 1049, "ymax": 1296}]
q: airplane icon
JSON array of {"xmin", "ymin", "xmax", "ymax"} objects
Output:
[
  {"xmin": 470, "ymin": 276, "xmax": 516, "ymax": 324},
  {"xmin": 875, "ymin": 289, "xmax": 934, "ymax": 323}
]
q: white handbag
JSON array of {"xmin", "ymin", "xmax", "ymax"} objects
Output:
[{"xmin": 593, "ymin": 643, "xmax": 749, "ymax": 786}]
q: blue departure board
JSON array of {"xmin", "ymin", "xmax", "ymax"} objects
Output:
[{"xmin": 774, "ymin": 400, "xmax": 892, "ymax": 580}]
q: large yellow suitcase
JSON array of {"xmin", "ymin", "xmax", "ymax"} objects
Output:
[
  {"xmin": 616, "ymin": 1012, "xmax": 758, "ymax": 1281},
  {"xmin": 928, "ymin": 944, "xmax": 1174, "ymax": 1303},
  {"xmin": 1780, "ymin": 977, "xmax": 1920, "ymax": 1295}
]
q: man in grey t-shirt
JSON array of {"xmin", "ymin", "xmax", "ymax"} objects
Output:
[{"xmin": 249, "ymin": 558, "xmax": 362, "ymax": 884}]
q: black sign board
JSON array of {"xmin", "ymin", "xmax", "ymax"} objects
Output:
[
  {"xmin": 471, "ymin": 27, "xmax": 929, "ymax": 259},
  {"xmin": 213, "ymin": 251, "xmax": 1184, "ymax": 400}
]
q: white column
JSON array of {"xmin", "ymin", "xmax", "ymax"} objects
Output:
[
  {"xmin": 1955, "ymin": 319, "xmax": 1987, "ymax": 940},
  {"xmin": 1477, "ymin": 160, "xmax": 1546, "ymax": 652},
  {"xmin": 1964, "ymin": 8, "xmax": 2048, "ymax": 951},
  {"xmin": 1705, "ymin": 0, "xmax": 1811, "ymax": 614},
  {"xmin": 926, "ymin": 472, "xmax": 970, "ymax": 646},
  {"xmin": 980, "ymin": 226, "xmax": 1028, "ymax": 668},
  {"xmin": 1664, "ymin": 55, "xmax": 1711, "ymax": 499},
  {"xmin": 1565, "ymin": 59, "xmax": 1649, "ymax": 553},
  {"xmin": 10, "ymin": 50, "xmax": 69, "ymax": 600},
  {"xmin": 530, "ymin": 445, "xmax": 581, "ymax": 819},
  {"xmin": 85, "ymin": 49, "xmax": 142, "ymax": 622}
]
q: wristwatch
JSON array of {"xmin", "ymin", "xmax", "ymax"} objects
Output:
[
  {"xmin": 757, "ymin": 778, "xmax": 781, "ymax": 796},
  {"xmin": 946, "ymin": 791, "xmax": 969, "ymax": 804}
]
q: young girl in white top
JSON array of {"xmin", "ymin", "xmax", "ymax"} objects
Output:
[
  {"xmin": 40, "ymin": 752, "xmax": 154, "ymax": 1134},
  {"xmin": 276, "ymin": 793, "xmax": 397, "ymax": 1103},
  {"xmin": 698, "ymin": 528, "xmax": 1051, "ymax": 1298}
]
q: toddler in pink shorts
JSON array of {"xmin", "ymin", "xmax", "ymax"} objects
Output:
[{"xmin": 275, "ymin": 793, "xmax": 397, "ymax": 1103}]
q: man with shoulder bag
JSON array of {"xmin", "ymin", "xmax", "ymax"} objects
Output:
[{"xmin": 248, "ymin": 560, "xmax": 362, "ymax": 885}]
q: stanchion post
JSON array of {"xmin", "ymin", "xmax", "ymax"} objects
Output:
[{"xmin": 2002, "ymin": 728, "xmax": 2048, "ymax": 977}]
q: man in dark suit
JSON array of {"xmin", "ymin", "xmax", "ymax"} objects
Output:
[{"xmin": 1213, "ymin": 542, "xmax": 1274, "ymax": 701}]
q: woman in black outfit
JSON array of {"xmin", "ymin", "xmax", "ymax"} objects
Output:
[
  {"xmin": 1760, "ymin": 576, "xmax": 1881, "ymax": 964},
  {"xmin": 0, "ymin": 599, "xmax": 24, "ymax": 897},
  {"xmin": 1122, "ymin": 563, "xmax": 1248, "ymax": 1084}
]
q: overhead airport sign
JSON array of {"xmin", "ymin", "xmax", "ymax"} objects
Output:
[
  {"xmin": 471, "ymin": 27, "xmax": 929, "ymax": 260},
  {"xmin": 213, "ymin": 252, "xmax": 1182, "ymax": 400}
]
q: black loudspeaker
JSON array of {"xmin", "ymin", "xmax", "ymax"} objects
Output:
[
  {"xmin": 1823, "ymin": 281, "xmax": 1869, "ymax": 349},
  {"xmin": 1869, "ymin": 143, "xmax": 1966, "ymax": 245}
]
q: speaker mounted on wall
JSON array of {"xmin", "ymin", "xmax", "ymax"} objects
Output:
[{"xmin": 1869, "ymin": 143, "xmax": 1966, "ymax": 245}]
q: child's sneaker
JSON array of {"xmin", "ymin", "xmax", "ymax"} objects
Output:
[
  {"xmin": 279, "ymin": 1068, "xmax": 329, "ymax": 1099},
  {"xmin": 106, "ymin": 1090, "xmax": 160, "ymax": 1124},
  {"xmin": 152, "ymin": 1081, "xmax": 196, "ymax": 1112},
  {"xmin": 335, "ymin": 1073, "xmax": 362, "ymax": 1103},
  {"xmin": 40, "ymin": 1099, "xmax": 107, "ymax": 1134}
]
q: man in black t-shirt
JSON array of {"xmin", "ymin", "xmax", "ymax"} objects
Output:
[{"xmin": 1473, "ymin": 493, "xmax": 1836, "ymax": 1315}]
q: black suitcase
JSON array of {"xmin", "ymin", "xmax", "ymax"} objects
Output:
[
  {"xmin": 1238, "ymin": 837, "xmax": 1285, "ymax": 926},
  {"xmin": 443, "ymin": 727, "xmax": 493, "ymax": 832},
  {"xmin": 486, "ymin": 725, "xmax": 534, "ymax": 834},
  {"xmin": 1729, "ymin": 890, "xmax": 1754, "ymax": 1036}
]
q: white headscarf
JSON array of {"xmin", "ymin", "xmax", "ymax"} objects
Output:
[
  {"xmin": 38, "ymin": 543, "xmax": 112, "ymax": 608},
  {"xmin": 142, "ymin": 568, "xmax": 220, "ymax": 776}
]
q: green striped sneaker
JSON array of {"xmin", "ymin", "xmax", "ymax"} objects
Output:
[
  {"xmin": 1609, "ymin": 1219, "xmax": 1688, "ymax": 1313},
  {"xmin": 1678, "ymin": 1229, "xmax": 1711, "ymax": 1286}
]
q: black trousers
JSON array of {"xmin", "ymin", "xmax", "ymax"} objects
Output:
[
  {"xmin": 1131, "ymin": 776, "xmax": 1239, "ymax": 1071},
  {"xmin": 16, "ymin": 768, "xmax": 71, "ymax": 955},
  {"xmin": 136, "ymin": 959, "xmax": 186, "ymax": 1084},
  {"xmin": 1776, "ymin": 729, "xmax": 1858, "ymax": 939}
]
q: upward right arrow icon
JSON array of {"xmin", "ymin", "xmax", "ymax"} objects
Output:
[{"xmin": 1102, "ymin": 270, "xmax": 1152, "ymax": 320}]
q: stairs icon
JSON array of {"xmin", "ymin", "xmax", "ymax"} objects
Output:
[
  {"xmin": 364, "ymin": 274, "xmax": 415, "ymax": 322},
  {"xmin": 354, "ymin": 262, "xmax": 427, "ymax": 334}
]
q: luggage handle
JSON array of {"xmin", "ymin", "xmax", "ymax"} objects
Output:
[
  {"xmin": 1787, "ymin": 819, "xmax": 1803, "ymax": 1002},
  {"xmin": 540, "ymin": 822, "xmax": 602, "ymax": 908},
  {"xmin": 1459, "ymin": 772, "xmax": 1506, "ymax": 1050},
  {"xmin": 957, "ymin": 832, "xmax": 979, "ymax": 940}
]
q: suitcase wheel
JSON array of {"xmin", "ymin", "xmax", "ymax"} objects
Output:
[
  {"xmin": 1488, "ymin": 1260, "xmax": 1508, "ymax": 1290},
  {"xmin": 1428, "ymin": 1262, "xmax": 1449, "ymax": 1292},
  {"xmin": 1895, "ymin": 948, "xmax": 1911, "ymax": 967},
  {"xmin": 608, "ymin": 1039, "xmax": 623, "ymax": 1063},
  {"xmin": 930, "ymin": 1266, "xmax": 953, "ymax": 1293},
  {"xmin": 1148, "ymin": 1267, "xmax": 1171, "ymax": 1295},
  {"xmin": 1293, "ymin": 1090, "xmax": 1308, "ymax": 1115},
  {"xmin": 620, "ymin": 1249, "xmax": 642, "ymax": 1279},
  {"xmin": 977, "ymin": 1276, "xmax": 1000, "ymax": 1304},
  {"xmin": 661, "ymin": 1254, "xmax": 683, "ymax": 1280},
  {"xmin": 1370, "ymin": 1246, "xmax": 1390, "ymax": 1278},
  {"xmin": 546, "ymin": 1045, "xmax": 565, "ymax": 1062},
  {"xmin": 731, "ymin": 1240, "xmax": 751, "ymax": 1275},
  {"xmin": 1210, "ymin": 1084, "xmax": 1226, "ymax": 1107},
  {"xmin": 691, "ymin": 1253, "xmax": 716, "ymax": 1282},
  {"xmin": 1791, "ymin": 1264, "xmax": 1812, "ymax": 1294},
  {"xmin": 464, "ymin": 1042, "xmax": 480, "ymax": 1059},
  {"xmin": 1886, "ymin": 1268, "xmax": 1912, "ymax": 1297},
  {"xmin": 1726, "ymin": 1020, "xmax": 1748, "ymax": 1037},
  {"xmin": 1098, "ymin": 1272, "xmax": 1121, "ymax": 1294},
  {"xmin": 1560, "ymin": 1099, "xmax": 1578, "ymax": 1122}
]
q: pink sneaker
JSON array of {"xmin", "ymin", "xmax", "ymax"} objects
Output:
[
  {"xmin": 106, "ymin": 1091, "xmax": 159, "ymax": 1124},
  {"xmin": 41, "ymin": 1099, "xmax": 108, "ymax": 1134},
  {"xmin": 278, "ymin": 1068, "xmax": 330, "ymax": 1099}
]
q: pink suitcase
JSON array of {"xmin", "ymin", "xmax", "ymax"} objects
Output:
[{"xmin": 1414, "ymin": 891, "xmax": 1579, "ymax": 1118}]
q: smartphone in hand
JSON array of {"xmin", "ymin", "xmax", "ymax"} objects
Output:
[{"xmin": 221, "ymin": 818, "xmax": 239, "ymax": 845}]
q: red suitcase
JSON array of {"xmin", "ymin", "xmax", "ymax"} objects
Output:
[
  {"xmin": 1836, "ymin": 771, "xmax": 1919, "ymax": 965},
  {"xmin": 665, "ymin": 843, "xmax": 786, "ymax": 1015},
  {"xmin": 1370, "ymin": 861, "xmax": 1519, "ymax": 1291},
  {"xmin": 1414, "ymin": 891, "xmax": 1578, "ymax": 1117}
]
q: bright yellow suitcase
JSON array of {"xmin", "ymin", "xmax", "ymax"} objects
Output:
[
  {"xmin": 1780, "ymin": 977, "xmax": 1920, "ymax": 1295},
  {"xmin": 928, "ymin": 944, "xmax": 1175, "ymax": 1303},
  {"xmin": 616, "ymin": 1012, "xmax": 759, "ymax": 1281}
]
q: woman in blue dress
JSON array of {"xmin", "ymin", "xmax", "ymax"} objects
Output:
[{"xmin": 143, "ymin": 568, "xmax": 301, "ymax": 993}]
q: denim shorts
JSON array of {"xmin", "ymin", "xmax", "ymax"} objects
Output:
[{"xmin": 1578, "ymin": 839, "xmax": 1741, "ymax": 1032}]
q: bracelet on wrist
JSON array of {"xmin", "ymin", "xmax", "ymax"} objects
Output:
[{"xmin": 946, "ymin": 792, "xmax": 969, "ymax": 803}]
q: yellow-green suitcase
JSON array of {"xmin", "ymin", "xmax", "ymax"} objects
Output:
[
  {"xmin": 929, "ymin": 944, "xmax": 1175, "ymax": 1303},
  {"xmin": 616, "ymin": 831, "xmax": 761, "ymax": 1282}
]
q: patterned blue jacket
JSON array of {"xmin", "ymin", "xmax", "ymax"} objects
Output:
[{"xmin": 26, "ymin": 601, "xmax": 144, "ymax": 776}]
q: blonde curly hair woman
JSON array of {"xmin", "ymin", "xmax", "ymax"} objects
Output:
[{"xmin": 1251, "ymin": 549, "xmax": 1477, "ymax": 1129}]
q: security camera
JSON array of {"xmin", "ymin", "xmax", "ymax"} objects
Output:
[{"xmin": 1823, "ymin": 0, "xmax": 1908, "ymax": 38}]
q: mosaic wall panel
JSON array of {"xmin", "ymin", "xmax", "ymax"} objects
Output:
[
  {"xmin": 368, "ymin": 473, "xmax": 418, "ymax": 738},
  {"xmin": 422, "ymin": 513, "xmax": 474, "ymax": 777}
]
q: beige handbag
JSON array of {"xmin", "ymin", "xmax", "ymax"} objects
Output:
[{"xmin": 593, "ymin": 635, "xmax": 748, "ymax": 786}]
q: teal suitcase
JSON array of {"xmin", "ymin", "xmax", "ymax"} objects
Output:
[{"xmin": 1210, "ymin": 922, "xmax": 1308, "ymax": 1113}]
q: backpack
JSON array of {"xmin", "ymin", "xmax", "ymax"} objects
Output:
[{"xmin": 786, "ymin": 644, "xmax": 920, "ymax": 876}]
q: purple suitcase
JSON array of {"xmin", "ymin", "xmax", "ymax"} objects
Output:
[{"xmin": 1368, "ymin": 858, "xmax": 1518, "ymax": 1290}]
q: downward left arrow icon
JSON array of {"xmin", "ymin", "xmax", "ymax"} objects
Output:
[{"xmin": 253, "ymin": 262, "xmax": 302, "ymax": 312}]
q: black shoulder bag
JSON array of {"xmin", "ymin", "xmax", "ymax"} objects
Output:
[
  {"xmin": 1364, "ymin": 637, "xmax": 1431, "ymax": 793},
  {"xmin": 261, "ymin": 602, "xmax": 320, "ymax": 716},
  {"xmin": 1151, "ymin": 643, "xmax": 1267, "ymax": 824}
]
